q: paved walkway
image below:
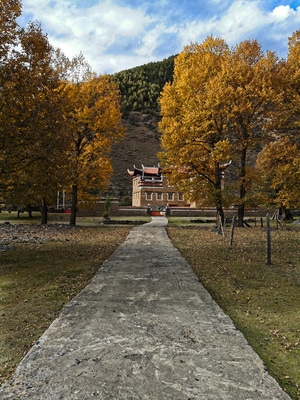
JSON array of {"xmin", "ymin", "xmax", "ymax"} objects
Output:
[{"xmin": 0, "ymin": 217, "xmax": 291, "ymax": 399}]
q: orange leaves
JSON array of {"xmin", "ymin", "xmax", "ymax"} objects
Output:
[
  {"xmin": 287, "ymin": 30, "xmax": 300, "ymax": 71},
  {"xmin": 159, "ymin": 34, "xmax": 290, "ymax": 217},
  {"xmin": 64, "ymin": 70, "xmax": 124, "ymax": 207},
  {"xmin": 0, "ymin": 13, "xmax": 124, "ymax": 223},
  {"xmin": 211, "ymin": 139, "xmax": 232, "ymax": 163},
  {"xmin": 159, "ymin": 37, "xmax": 242, "ymax": 208},
  {"xmin": 257, "ymin": 137, "xmax": 300, "ymax": 209},
  {"xmin": 0, "ymin": 18, "xmax": 71, "ymax": 210}
]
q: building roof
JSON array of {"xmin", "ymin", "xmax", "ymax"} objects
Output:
[{"xmin": 127, "ymin": 165, "xmax": 162, "ymax": 177}]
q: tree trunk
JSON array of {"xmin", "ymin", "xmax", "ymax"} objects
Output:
[
  {"xmin": 284, "ymin": 207, "xmax": 293, "ymax": 221},
  {"xmin": 237, "ymin": 202, "xmax": 245, "ymax": 227},
  {"xmin": 216, "ymin": 205, "xmax": 225, "ymax": 225},
  {"xmin": 69, "ymin": 184, "xmax": 78, "ymax": 226},
  {"xmin": 238, "ymin": 148, "xmax": 247, "ymax": 227},
  {"xmin": 41, "ymin": 197, "xmax": 48, "ymax": 224}
]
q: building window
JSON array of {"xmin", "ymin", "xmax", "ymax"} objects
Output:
[
  {"xmin": 156, "ymin": 192, "xmax": 163, "ymax": 201},
  {"xmin": 167, "ymin": 192, "xmax": 174, "ymax": 202},
  {"xmin": 145, "ymin": 192, "xmax": 152, "ymax": 201},
  {"xmin": 178, "ymin": 193, "xmax": 184, "ymax": 201}
]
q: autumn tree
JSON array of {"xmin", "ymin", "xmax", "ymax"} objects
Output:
[
  {"xmin": 159, "ymin": 37, "xmax": 281, "ymax": 226},
  {"xmin": 0, "ymin": 0, "xmax": 22, "ymax": 183},
  {"xmin": 276, "ymin": 30, "xmax": 300, "ymax": 148},
  {"xmin": 159, "ymin": 37, "xmax": 233, "ymax": 225},
  {"xmin": 64, "ymin": 62, "xmax": 124, "ymax": 226},
  {"xmin": 0, "ymin": 0, "xmax": 21, "ymax": 61},
  {"xmin": 1, "ymin": 21, "xmax": 70, "ymax": 223},
  {"xmin": 285, "ymin": 30, "xmax": 300, "ymax": 133},
  {"xmin": 254, "ymin": 31, "xmax": 300, "ymax": 219},
  {"xmin": 218, "ymin": 40, "xmax": 281, "ymax": 226},
  {"xmin": 1, "ymin": 6, "xmax": 123, "ymax": 226}
]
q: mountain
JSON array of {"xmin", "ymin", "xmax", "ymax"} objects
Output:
[{"xmin": 110, "ymin": 56, "xmax": 175, "ymax": 202}]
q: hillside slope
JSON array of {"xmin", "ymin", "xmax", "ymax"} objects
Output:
[{"xmin": 110, "ymin": 111, "xmax": 161, "ymax": 199}]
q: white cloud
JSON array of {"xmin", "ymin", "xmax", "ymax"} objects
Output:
[
  {"xmin": 219, "ymin": 1, "xmax": 263, "ymax": 37},
  {"xmin": 178, "ymin": 1, "xmax": 264, "ymax": 48},
  {"xmin": 136, "ymin": 26, "xmax": 162, "ymax": 57},
  {"xmin": 270, "ymin": 5, "xmax": 296, "ymax": 21},
  {"xmin": 177, "ymin": 0, "xmax": 300, "ymax": 57},
  {"xmin": 22, "ymin": 0, "xmax": 154, "ymax": 70},
  {"xmin": 93, "ymin": 53, "xmax": 156, "ymax": 74},
  {"xmin": 19, "ymin": 0, "xmax": 300, "ymax": 74}
]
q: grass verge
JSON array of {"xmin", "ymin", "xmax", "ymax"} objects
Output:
[
  {"xmin": 0, "ymin": 222, "xmax": 130, "ymax": 384},
  {"xmin": 167, "ymin": 224, "xmax": 300, "ymax": 400}
]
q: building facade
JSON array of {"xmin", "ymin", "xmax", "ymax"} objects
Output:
[{"xmin": 127, "ymin": 165, "xmax": 193, "ymax": 208}]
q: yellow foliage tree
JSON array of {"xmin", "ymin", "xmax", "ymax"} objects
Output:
[
  {"xmin": 1, "ymin": 19, "xmax": 70, "ymax": 223},
  {"xmin": 64, "ymin": 68, "xmax": 124, "ymax": 225},
  {"xmin": 254, "ymin": 31, "xmax": 300, "ymax": 219},
  {"xmin": 159, "ymin": 37, "xmax": 231, "ymax": 225},
  {"xmin": 284, "ymin": 30, "xmax": 300, "ymax": 136},
  {"xmin": 0, "ymin": 0, "xmax": 22, "ymax": 182},
  {"xmin": 0, "ymin": 0, "xmax": 21, "ymax": 59},
  {"xmin": 218, "ymin": 40, "xmax": 281, "ymax": 225},
  {"xmin": 159, "ymin": 37, "xmax": 281, "ymax": 226},
  {"xmin": 0, "ymin": 7, "xmax": 123, "ymax": 226}
]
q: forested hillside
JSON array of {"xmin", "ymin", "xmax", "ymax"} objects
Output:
[
  {"xmin": 110, "ymin": 56, "xmax": 175, "ymax": 199},
  {"xmin": 113, "ymin": 55, "xmax": 175, "ymax": 115}
]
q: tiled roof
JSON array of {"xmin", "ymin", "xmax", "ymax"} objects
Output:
[{"xmin": 127, "ymin": 165, "xmax": 162, "ymax": 177}]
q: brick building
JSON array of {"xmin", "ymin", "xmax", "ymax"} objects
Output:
[{"xmin": 127, "ymin": 165, "xmax": 194, "ymax": 209}]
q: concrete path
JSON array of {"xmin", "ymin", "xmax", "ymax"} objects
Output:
[{"xmin": 0, "ymin": 217, "xmax": 291, "ymax": 399}]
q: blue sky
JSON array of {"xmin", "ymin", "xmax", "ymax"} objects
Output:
[{"xmin": 18, "ymin": 0, "xmax": 300, "ymax": 74}]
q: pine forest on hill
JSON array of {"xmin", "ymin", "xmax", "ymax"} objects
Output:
[{"xmin": 113, "ymin": 55, "xmax": 175, "ymax": 115}]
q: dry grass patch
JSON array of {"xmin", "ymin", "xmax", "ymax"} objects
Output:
[
  {"xmin": 0, "ymin": 224, "xmax": 130, "ymax": 384},
  {"xmin": 167, "ymin": 225, "xmax": 300, "ymax": 400}
]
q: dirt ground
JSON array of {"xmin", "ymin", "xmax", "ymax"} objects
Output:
[{"xmin": 0, "ymin": 223, "xmax": 88, "ymax": 251}]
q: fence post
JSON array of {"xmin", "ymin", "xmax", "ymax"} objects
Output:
[
  {"xmin": 229, "ymin": 216, "xmax": 236, "ymax": 246},
  {"xmin": 266, "ymin": 213, "xmax": 271, "ymax": 265}
]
